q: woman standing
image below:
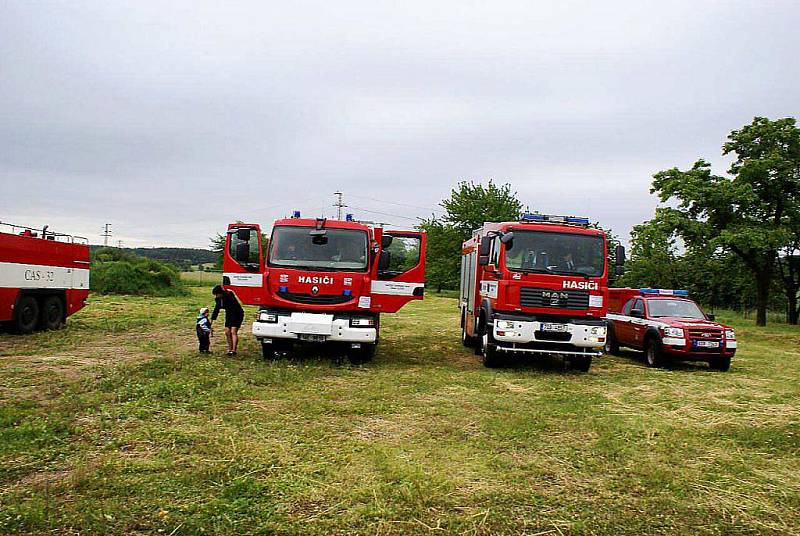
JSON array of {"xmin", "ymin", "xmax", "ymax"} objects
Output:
[{"xmin": 211, "ymin": 285, "xmax": 245, "ymax": 356}]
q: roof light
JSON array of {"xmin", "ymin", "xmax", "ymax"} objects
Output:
[
  {"xmin": 520, "ymin": 213, "xmax": 590, "ymax": 225},
  {"xmin": 292, "ymin": 210, "xmax": 301, "ymax": 218},
  {"xmin": 345, "ymin": 213, "xmax": 354, "ymax": 221},
  {"xmin": 640, "ymin": 288, "xmax": 689, "ymax": 296}
]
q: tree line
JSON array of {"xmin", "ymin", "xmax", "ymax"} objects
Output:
[{"xmin": 421, "ymin": 117, "xmax": 800, "ymax": 327}]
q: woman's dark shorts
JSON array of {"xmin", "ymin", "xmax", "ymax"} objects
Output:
[{"xmin": 225, "ymin": 313, "xmax": 244, "ymax": 329}]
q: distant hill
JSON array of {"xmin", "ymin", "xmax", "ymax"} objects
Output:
[{"xmin": 89, "ymin": 246, "xmax": 217, "ymax": 270}]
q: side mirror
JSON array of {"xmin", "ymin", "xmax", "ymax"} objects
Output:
[
  {"xmin": 236, "ymin": 228, "xmax": 251, "ymax": 242},
  {"xmin": 479, "ymin": 255, "xmax": 489, "ymax": 266},
  {"xmin": 615, "ymin": 265, "xmax": 625, "ymax": 277},
  {"xmin": 500, "ymin": 231, "xmax": 514, "ymax": 244},
  {"xmin": 235, "ymin": 242, "xmax": 251, "ymax": 262},
  {"xmin": 706, "ymin": 313, "xmax": 716, "ymax": 321},
  {"xmin": 631, "ymin": 308, "xmax": 644, "ymax": 318},
  {"xmin": 381, "ymin": 235, "xmax": 393, "ymax": 248},
  {"xmin": 378, "ymin": 250, "xmax": 391, "ymax": 271},
  {"xmin": 479, "ymin": 239, "xmax": 491, "ymax": 257},
  {"xmin": 615, "ymin": 244, "xmax": 626, "ymax": 265}
]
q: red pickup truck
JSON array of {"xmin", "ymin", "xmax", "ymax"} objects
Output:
[{"xmin": 605, "ymin": 288, "xmax": 736, "ymax": 371}]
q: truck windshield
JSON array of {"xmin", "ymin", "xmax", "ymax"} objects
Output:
[
  {"xmin": 504, "ymin": 230, "xmax": 605, "ymax": 276},
  {"xmin": 269, "ymin": 226, "xmax": 369, "ymax": 271},
  {"xmin": 647, "ymin": 299, "xmax": 706, "ymax": 319}
]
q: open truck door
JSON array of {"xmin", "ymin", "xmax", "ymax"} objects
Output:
[
  {"xmin": 370, "ymin": 230, "xmax": 426, "ymax": 313},
  {"xmin": 222, "ymin": 223, "xmax": 265, "ymax": 304}
]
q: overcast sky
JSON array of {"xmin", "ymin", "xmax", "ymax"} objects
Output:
[{"xmin": 1, "ymin": 1, "xmax": 798, "ymax": 248}]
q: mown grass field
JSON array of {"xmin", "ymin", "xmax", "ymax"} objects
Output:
[{"xmin": 1, "ymin": 285, "xmax": 799, "ymax": 535}]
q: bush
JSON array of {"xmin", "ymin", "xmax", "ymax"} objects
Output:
[{"xmin": 91, "ymin": 248, "xmax": 187, "ymax": 296}]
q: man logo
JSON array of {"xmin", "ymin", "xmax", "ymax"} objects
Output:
[{"xmin": 311, "ymin": 285, "xmax": 320, "ymax": 296}]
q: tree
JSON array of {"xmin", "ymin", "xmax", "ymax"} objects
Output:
[
  {"xmin": 652, "ymin": 117, "xmax": 800, "ymax": 326},
  {"xmin": 422, "ymin": 181, "xmax": 523, "ymax": 292},
  {"xmin": 619, "ymin": 214, "xmax": 684, "ymax": 290}
]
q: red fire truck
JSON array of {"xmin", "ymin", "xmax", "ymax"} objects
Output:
[
  {"xmin": 0, "ymin": 222, "xmax": 90, "ymax": 333},
  {"xmin": 221, "ymin": 213, "xmax": 426, "ymax": 363},
  {"xmin": 460, "ymin": 213, "xmax": 625, "ymax": 371},
  {"xmin": 606, "ymin": 288, "xmax": 736, "ymax": 371}
]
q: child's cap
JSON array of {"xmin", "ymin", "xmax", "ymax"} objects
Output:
[{"xmin": 199, "ymin": 307, "xmax": 209, "ymax": 315}]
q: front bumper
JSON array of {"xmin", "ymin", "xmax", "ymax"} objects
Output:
[
  {"xmin": 661, "ymin": 338, "xmax": 737, "ymax": 360},
  {"xmin": 253, "ymin": 311, "xmax": 377, "ymax": 343},
  {"xmin": 491, "ymin": 317, "xmax": 606, "ymax": 355}
]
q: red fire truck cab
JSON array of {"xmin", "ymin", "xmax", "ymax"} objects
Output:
[
  {"xmin": 460, "ymin": 213, "xmax": 625, "ymax": 371},
  {"xmin": 606, "ymin": 288, "xmax": 736, "ymax": 371},
  {"xmin": 222, "ymin": 213, "xmax": 425, "ymax": 363},
  {"xmin": 0, "ymin": 222, "xmax": 90, "ymax": 334}
]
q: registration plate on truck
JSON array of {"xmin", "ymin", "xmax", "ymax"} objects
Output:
[
  {"xmin": 695, "ymin": 340, "xmax": 719, "ymax": 348},
  {"xmin": 541, "ymin": 323, "xmax": 569, "ymax": 332},
  {"xmin": 299, "ymin": 334, "xmax": 327, "ymax": 342}
]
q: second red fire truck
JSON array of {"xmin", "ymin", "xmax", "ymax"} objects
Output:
[
  {"xmin": 0, "ymin": 222, "xmax": 90, "ymax": 333},
  {"xmin": 222, "ymin": 213, "xmax": 426, "ymax": 363},
  {"xmin": 460, "ymin": 213, "xmax": 625, "ymax": 371}
]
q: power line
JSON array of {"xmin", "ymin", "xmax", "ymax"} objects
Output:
[
  {"xmin": 347, "ymin": 193, "xmax": 444, "ymax": 213},
  {"xmin": 348, "ymin": 205, "xmax": 420, "ymax": 221}
]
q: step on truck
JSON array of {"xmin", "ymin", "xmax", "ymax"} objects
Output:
[
  {"xmin": 222, "ymin": 213, "xmax": 426, "ymax": 363},
  {"xmin": 0, "ymin": 222, "xmax": 90, "ymax": 333},
  {"xmin": 460, "ymin": 213, "xmax": 625, "ymax": 371}
]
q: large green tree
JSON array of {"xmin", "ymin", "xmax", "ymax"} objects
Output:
[
  {"xmin": 421, "ymin": 181, "xmax": 523, "ymax": 292},
  {"xmin": 652, "ymin": 117, "xmax": 800, "ymax": 326}
]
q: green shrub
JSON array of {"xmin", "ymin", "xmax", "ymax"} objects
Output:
[{"xmin": 91, "ymin": 248, "xmax": 187, "ymax": 296}]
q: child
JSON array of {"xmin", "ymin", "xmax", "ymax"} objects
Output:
[{"xmin": 196, "ymin": 307, "xmax": 213, "ymax": 353}]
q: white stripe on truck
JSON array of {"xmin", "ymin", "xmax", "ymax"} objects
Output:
[
  {"xmin": 0, "ymin": 262, "xmax": 89, "ymax": 290},
  {"xmin": 370, "ymin": 280, "xmax": 424, "ymax": 296}
]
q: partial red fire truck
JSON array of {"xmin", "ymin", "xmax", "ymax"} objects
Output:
[
  {"xmin": 606, "ymin": 288, "xmax": 736, "ymax": 371},
  {"xmin": 0, "ymin": 222, "xmax": 90, "ymax": 333},
  {"xmin": 460, "ymin": 213, "xmax": 625, "ymax": 371},
  {"xmin": 222, "ymin": 213, "xmax": 425, "ymax": 363}
]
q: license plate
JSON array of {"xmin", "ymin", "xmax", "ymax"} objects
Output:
[
  {"xmin": 541, "ymin": 323, "xmax": 568, "ymax": 332},
  {"xmin": 695, "ymin": 340, "xmax": 719, "ymax": 348},
  {"xmin": 299, "ymin": 334, "xmax": 327, "ymax": 342}
]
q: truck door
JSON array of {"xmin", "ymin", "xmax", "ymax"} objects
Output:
[
  {"xmin": 222, "ymin": 224, "xmax": 265, "ymax": 305},
  {"xmin": 370, "ymin": 230, "xmax": 426, "ymax": 313},
  {"xmin": 615, "ymin": 298, "xmax": 636, "ymax": 346}
]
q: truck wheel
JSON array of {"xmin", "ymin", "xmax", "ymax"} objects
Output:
[
  {"xmin": 41, "ymin": 296, "xmax": 65, "ymax": 330},
  {"xmin": 348, "ymin": 343, "xmax": 376, "ymax": 365},
  {"xmin": 262, "ymin": 339, "xmax": 292, "ymax": 360},
  {"xmin": 571, "ymin": 355, "xmax": 593, "ymax": 373},
  {"xmin": 644, "ymin": 338, "xmax": 664, "ymax": 368},
  {"xmin": 481, "ymin": 331, "xmax": 503, "ymax": 368},
  {"xmin": 605, "ymin": 328, "xmax": 619, "ymax": 355},
  {"xmin": 14, "ymin": 296, "xmax": 40, "ymax": 334},
  {"xmin": 709, "ymin": 356, "xmax": 731, "ymax": 372}
]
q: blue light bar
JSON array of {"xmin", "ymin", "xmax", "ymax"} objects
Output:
[
  {"xmin": 292, "ymin": 210, "xmax": 301, "ymax": 218},
  {"xmin": 520, "ymin": 212, "xmax": 589, "ymax": 225},
  {"xmin": 279, "ymin": 285, "xmax": 288, "ymax": 293},
  {"xmin": 345, "ymin": 213, "xmax": 354, "ymax": 221},
  {"xmin": 343, "ymin": 289, "xmax": 352, "ymax": 296},
  {"xmin": 640, "ymin": 288, "xmax": 689, "ymax": 296}
]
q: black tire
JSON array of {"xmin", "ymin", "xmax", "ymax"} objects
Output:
[
  {"xmin": 14, "ymin": 295, "xmax": 39, "ymax": 334},
  {"xmin": 571, "ymin": 355, "xmax": 593, "ymax": 373},
  {"xmin": 262, "ymin": 339, "xmax": 292, "ymax": 360},
  {"xmin": 709, "ymin": 355, "xmax": 731, "ymax": 372},
  {"xmin": 348, "ymin": 343, "xmax": 376, "ymax": 365},
  {"xmin": 41, "ymin": 296, "xmax": 65, "ymax": 330},
  {"xmin": 605, "ymin": 327, "xmax": 619, "ymax": 355},
  {"xmin": 644, "ymin": 337, "xmax": 664, "ymax": 368}
]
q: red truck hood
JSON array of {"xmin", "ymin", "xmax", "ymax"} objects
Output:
[{"xmin": 655, "ymin": 317, "xmax": 730, "ymax": 330}]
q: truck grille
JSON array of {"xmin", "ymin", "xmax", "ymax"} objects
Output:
[
  {"xmin": 520, "ymin": 287, "xmax": 589, "ymax": 310},
  {"xmin": 276, "ymin": 291, "xmax": 353, "ymax": 305},
  {"xmin": 687, "ymin": 327, "xmax": 724, "ymax": 352}
]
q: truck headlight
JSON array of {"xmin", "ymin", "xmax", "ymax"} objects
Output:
[
  {"xmin": 496, "ymin": 320, "xmax": 516, "ymax": 330},
  {"xmin": 589, "ymin": 326, "xmax": 607, "ymax": 336},
  {"xmin": 663, "ymin": 327, "xmax": 684, "ymax": 338},
  {"xmin": 350, "ymin": 317, "xmax": 375, "ymax": 327},
  {"xmin": 258, "ymin": 311, "xmax": 278, "ymax": 323},
  {"xmin": 725, "ymin": 330, "xmax": 735, "ymax": 340}
]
